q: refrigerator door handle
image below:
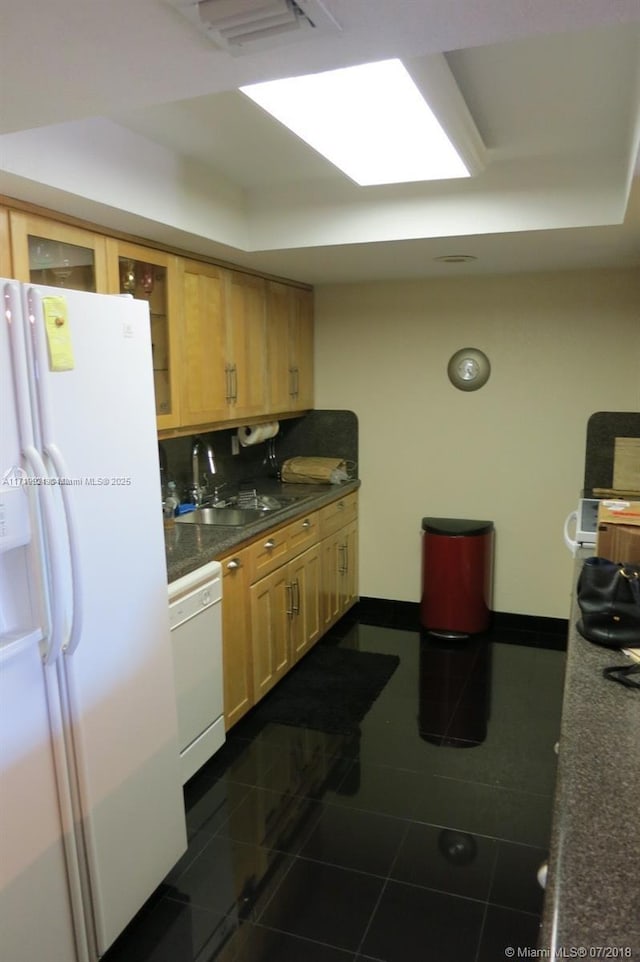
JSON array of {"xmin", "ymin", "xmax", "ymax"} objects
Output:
[
  {"xmin": 45, "ymin": 442, "xmax": 83, "ymax": 656},
  {"xmin": 22, "ymin": 445, "xmax": 68, "ymax": 665},
  {"xmin": 44, "ymin": 664, "xmax": 93, "ymax": 962},
  {"xmin": 6, "ymin": 281, "xmax": 71, "ymax": 666},
  {"xmin": 22, "ymin": 287, "xmax": 83, "ymax": 658}
]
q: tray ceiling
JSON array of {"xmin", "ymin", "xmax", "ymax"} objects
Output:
[{"xmin": 1, "ymin": 0, "xmax": 638, "ymax": 283}]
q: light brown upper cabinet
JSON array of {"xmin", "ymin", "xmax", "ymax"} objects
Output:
[
  {"xmin": 9, "ymin": 211, "xmax": 109, "ymax": 293},
  {"xmin": 179, "ymin": 259, "xmax": 268, "ymax": 428},
  {"xmin": 266, "ymin": 282, "xmax": 314, "ymax": 414},
  {"xmin": 225, "ymin": 270, "xmax": 269, "ymax": 420},
  {"xmin": 5, "ymin": 204, "xmax": 315, "ymax": 430},
  {"xmin": 179, "ymin": 260, "xmax": 227, "ymax": 425},
  {"xmin": 106, "ymin": 240, "xmax": 182, "ymax": 431}
]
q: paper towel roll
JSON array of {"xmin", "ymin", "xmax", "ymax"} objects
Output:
[
  {"xmin": 237, "ymin": 421, "xmax": 279, "ymax": 447},
  {"xmin": 262, "ymin": 421, "xmax": 279, "ymax": 440},
  {"xmin": 237, "ymin": 425, "xmax": 264, "ymax": 446}
]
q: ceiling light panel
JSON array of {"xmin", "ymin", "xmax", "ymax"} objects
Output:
[{"xmin": 240, "ymin": 59, "xmax": 471, "ymax": 186}]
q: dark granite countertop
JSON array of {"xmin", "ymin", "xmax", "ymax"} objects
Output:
[
  {"xmin": 164, "ymin": 479, "xmax": 360, "ymax": 584},
  {"xmin": 540, "ymin": 548, "xmax": 640, "ymax": 956}
]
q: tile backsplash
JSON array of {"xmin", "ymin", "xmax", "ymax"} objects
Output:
[{"xmin": 159, "ymin": 409, "xmax": 358, "ymax": 502}]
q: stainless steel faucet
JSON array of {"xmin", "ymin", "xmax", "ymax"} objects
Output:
[{"xmin": 190, "ymin": 437, "xmax": 216, "ymax": 506}]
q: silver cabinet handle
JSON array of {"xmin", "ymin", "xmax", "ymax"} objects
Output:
[
  {"xmin": 285, "ymin": 582, "xmax": 294, "ymax": 617},
  {"xmin": 301, "ymin": 519, "xmax": 311, "ymax": 530},
  {"xmin": 264, "ymin": 538, "xmax": 276, "ymax": 550},
  {"xmin": 338, "ymin": 544, "xmax": 347, "ymax": 574},
  {"xmin": 337, "ymin": 500, "xmax": 345, "ymax": 510},
  {"xmin": 288, "ymin": 365, "xmax": 296, "ymax": 399},
  {"xmin": 292, "ymin": 578, "xmax": 300, "ymax": 614},
  {"xmin": 224, "ymin": 364, "xmax": 233, "ymax": 403},
  {"xmin": 226, "ymin": 558, "xmax": 241, "ymax": 570},
  {"xmin": 231, "ymin": 363, "xmax": 238, "ymax": 402}
]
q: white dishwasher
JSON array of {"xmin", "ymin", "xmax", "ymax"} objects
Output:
[{"xmin": 168, "ymin": 560, "xmax": 225, "ymax": 784}]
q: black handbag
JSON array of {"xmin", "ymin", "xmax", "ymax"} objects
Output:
[
  {"xmin": 576, "ymin": 556, "xmax": 640, "ymax": 648},
  {"xmin": 602, "ymin": 663, "xmax": 640, "ymax": 689}
]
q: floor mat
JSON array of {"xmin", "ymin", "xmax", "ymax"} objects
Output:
[{"xmin": 248, "ymin": 644, "xmax": 400, "ymax": 735}]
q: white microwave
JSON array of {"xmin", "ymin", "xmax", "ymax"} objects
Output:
[{"xmin": 563, "ymin": 498, "xmax": 599, "ymax": 554}]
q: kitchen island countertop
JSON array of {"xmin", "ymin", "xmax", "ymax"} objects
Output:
[
  {"xmin": 164, "ymin": 479, "xmax": 360, "ymax": 584},
  {"xmin": 540, "ymin": 549, "xmax": 640, "ymax": 956}
]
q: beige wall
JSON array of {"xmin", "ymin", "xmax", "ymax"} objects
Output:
[{"xmin": 314, "ymin": 268, "xmax": 640, "ymax": 618}]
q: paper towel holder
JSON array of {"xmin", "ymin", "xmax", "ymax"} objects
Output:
[{"xmin": 237, "ymin": 420, "xmax": 280, "ymax": 447}]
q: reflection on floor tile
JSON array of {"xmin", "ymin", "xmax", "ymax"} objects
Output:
[
  {"xmin": 391, "ymin": 822, "xmax": 497, "ymax": 901},
  {"xmin": 216, "ymin": 785, "xmax": 325, "ymax": 855},
  {"xmin": 102, "ymin": 895, "xmax": 230, "ymax": 962},
  {"xmin": 299, "ymin": 805, "xmax": 408, "ymax": 876},
  {"xmin": 477, "ymin": 904, "xmax": 542, "ymax": 962},
  {"xmin": 411, "ymin": 773, "xmax": 554, "ymax": 847},
  {"xmin": 103, "ymin": 621, "xmax": 564, "ymax": 962},
  {"xmin": 361, "ymin": 881, "xmax": 485, "ymax": 962},
  {"xmin": 258, "ymin": 858, "xmax": 383, "ymax": 951},
  {"xmin": 490, "ymin": 841, "xmax": 547, "ymax": 915},
  {"xmin": 325, "ymin": 761, "xmax": 424, "ymax": 819},
  {"xmin": 234, "ymin": 924, "xmax": 357, "ymax": 961}
]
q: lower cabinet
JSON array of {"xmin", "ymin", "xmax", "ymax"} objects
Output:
[
  {"xmin": 219, "ymin": 547, "xmax": 254, "ymax": 730},
  {"xmin": 251, "ymin": 543, "xmax": 322, "ymax": 700},
  {"xmin": 321, "ymin": 519, "xmax": 358, "ymax": 633},
  {"xmin": 219, "ymin": 492, "xmax": 358, "ymax": 731},
  {"xmin": 289, "ymin": 543, "xmax": 322, "ymax": 661},
  {"xmin": 250, "ymin": 562, "xmax": 293, "ymax": 701}
]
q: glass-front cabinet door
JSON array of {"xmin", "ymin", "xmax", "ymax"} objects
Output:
[
  {"xmin": 9, "ymin": 211, "xmax": 109, "ymax": 292},
  {"xmin": 106, "ymin": 240, "xmax": 181, "ymax": 430}
]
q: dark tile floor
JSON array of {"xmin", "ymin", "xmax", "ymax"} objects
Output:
[{"xmin": 103, "ymin": 618, "xmax": 566, "ymax": 962}]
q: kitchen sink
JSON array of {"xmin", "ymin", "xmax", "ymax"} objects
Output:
[
  {"xmin": 175, "ymin": 506, "xmax": 269, "ymax": 526},
  {"xmin": 174, "ymin": 494, "xmax": 308, "ymax": 526}
]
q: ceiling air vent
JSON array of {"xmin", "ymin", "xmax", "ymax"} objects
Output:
[{"xmin": 167, "ymin": 0, "xmax": 341, "ymax": 54}]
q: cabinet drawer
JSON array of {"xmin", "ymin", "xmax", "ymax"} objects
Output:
[
  {"xmin": 246, "ymin": 510, "xmax": 320, "ymax": 583},
  {"xmin": 285, "ymin": 510, "xmax": 320, "ymax": 559},
  {"xmin": 320, "ymin": 492, "xmax": 358, "ymax": 538},
  {"xmin": 246, "ymin": 528, "xmax": 290, "ymax": 583}
]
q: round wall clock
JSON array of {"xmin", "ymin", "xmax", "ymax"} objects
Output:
[{"xmin": 447, "ymin": 348, "xmax": 491, "ymax": 392}]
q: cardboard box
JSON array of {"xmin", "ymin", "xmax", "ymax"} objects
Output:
[
  {"xmin": 597, "ymin": 499, "xmax": 640, "ymax": 528},
  {"xmin": 596, "ymin": 522, "xmax": 640, "ymax": 564},
  {"xmin": 596, "ymin": 500, "xmax": 640, "ymax": 562}
]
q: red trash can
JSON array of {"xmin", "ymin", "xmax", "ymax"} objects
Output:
[{"xmin": 420, "ymin": 518, "xmax": 494, "ymax": 637}]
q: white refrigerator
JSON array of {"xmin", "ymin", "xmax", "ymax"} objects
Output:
[{"xmin": 0, "ymin": 280, "xmax": 187, "ymax": 961}]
